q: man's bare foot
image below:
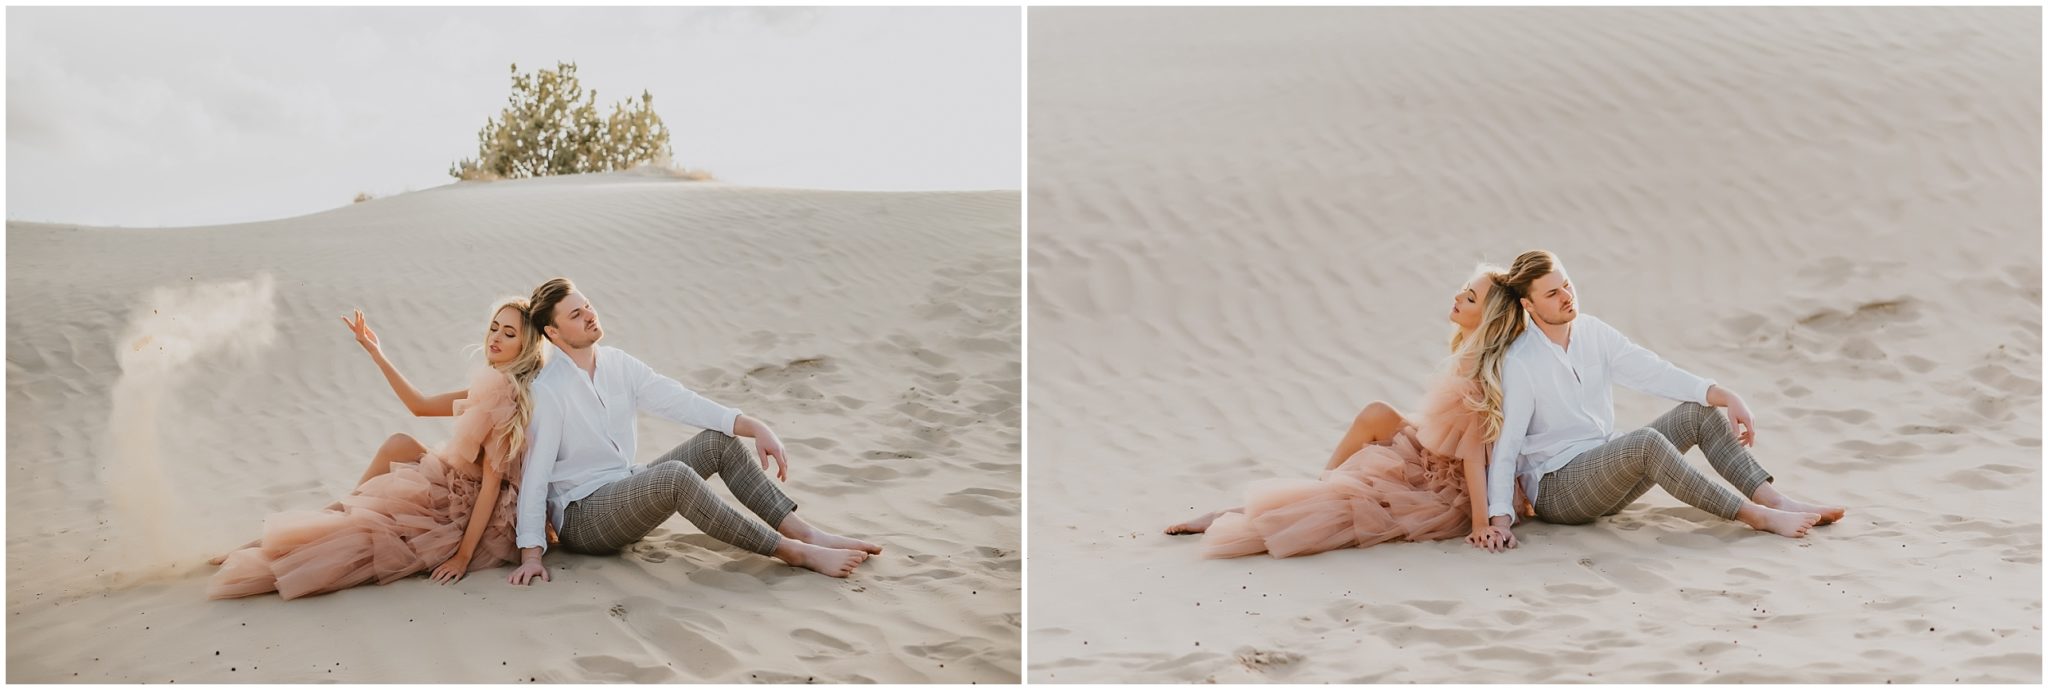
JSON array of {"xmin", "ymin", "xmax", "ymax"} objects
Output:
[
  {"xmin": 778, "ymin": 517, "xmax": 883, "ymax": 555},
  {"xmin": 774, "ymin": 540, "xmax": 869, "ymax": 578},
  {"xmin": 1750, "ymin": 484, "xmax": 1845, "ymax": 526},
  {"xmin": 1165, "ymin": 511, "xmax": 1225, "ymax": 535},
  {"xmin": 1738, "ymin": 504, "xmax": 1821, "ymax": 538},
  {"xmin": 1762, "ymin": 495, "xmax": 1846, "ymax": 526}
]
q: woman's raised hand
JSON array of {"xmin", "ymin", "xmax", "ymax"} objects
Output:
[{"xmin": 341, "ymin": 308, "xmax": 381, "ymax": 355}]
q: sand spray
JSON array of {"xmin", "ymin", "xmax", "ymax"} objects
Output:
[{"xmin": 102, "ymin": 274, "xmax": 278, "ymax": 581}]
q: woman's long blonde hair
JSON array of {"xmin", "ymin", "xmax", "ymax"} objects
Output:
[
  {"xmin": 1464, "ymin": 250, "xmax": 1559, "ymax": 441},
  {"xmin": 482, "ymin": 297, "xmax": 546, "ymax": 463},
  {"xmin": 1449, "ymin": 262, "xmax": 1508, "ymax": 355}
]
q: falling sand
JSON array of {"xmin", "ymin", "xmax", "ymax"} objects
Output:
[{"xmin": 103, "ymin": 274, "xmax": 278, "ymax": 581}]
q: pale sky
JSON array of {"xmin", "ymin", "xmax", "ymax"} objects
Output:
[{"xmin": 6, "ymin": 6, "xmax": 1022, "ymax": 227}]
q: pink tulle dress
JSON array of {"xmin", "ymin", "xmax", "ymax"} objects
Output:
[
  {"xmin": 208, "ymin": 367, "xmax": 525, "ymax": 600},
  {"xmin": 1201, "ymin": 362, "xmax": 1498, "ymax": 559}
]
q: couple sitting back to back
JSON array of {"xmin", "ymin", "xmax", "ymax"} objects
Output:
[
  {"xmin": 210, "ymin": 278, "xmax": 880, "ymax": 601},
  {"xmin": 1169, "ymin": 250, "xmax": 1843, "ymax": 558}
]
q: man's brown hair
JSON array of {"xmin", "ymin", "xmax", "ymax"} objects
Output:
[{"xmin": 529, "ymin": 277, "xmax": 576, "ymax": 336}]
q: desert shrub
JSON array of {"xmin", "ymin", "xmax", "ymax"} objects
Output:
[{"xmin": 450, "ymin": 62, "xmax": 678, "ymax": 181}]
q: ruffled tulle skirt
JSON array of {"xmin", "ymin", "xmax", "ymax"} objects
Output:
[
  {"xmin": 1201, "ymin": 426, "xmax": 1470, "ymax": 559},
  {"xmin": 1200, "ymin": 371, "xmax": 1489, "ymax": 559},
  {"xmin": 207, "ymin": 452, "xmax": 521, "ymax": 600}
]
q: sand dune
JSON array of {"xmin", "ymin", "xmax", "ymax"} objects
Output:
[
  {"xmin": 1027, "ymin": 7, "xmax": 2039, "ymax": 683},
  {"xmin": 7, "ymin": 175, "xmax": 1020, "ymax": 682}
]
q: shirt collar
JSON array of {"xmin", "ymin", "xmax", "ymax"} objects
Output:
[{"xmin": 544, "ymin": 341, "xmax": 600, "ymax": 375}]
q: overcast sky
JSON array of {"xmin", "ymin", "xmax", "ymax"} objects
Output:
[{"xmin": 7, "ymin": 7, "xmax": 1021, "ymax": 227}]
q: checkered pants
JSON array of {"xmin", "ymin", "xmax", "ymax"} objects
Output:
[
  {"xmin": 1534, "ymin": 402, "xmax": 1775, "ymax": 524},
  {"xmin": 559, "ymin": 430, "xmax": 796, "ymax": 556}
]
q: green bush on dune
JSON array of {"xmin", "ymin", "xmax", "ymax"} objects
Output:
[{"xmin": 449, "ymin": 61, "xmax": 691, "ymax": 181}]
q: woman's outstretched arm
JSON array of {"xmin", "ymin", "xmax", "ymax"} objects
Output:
[{"xmin": 344, "ymin": 309, "xmax": 465, "ymax": 417}]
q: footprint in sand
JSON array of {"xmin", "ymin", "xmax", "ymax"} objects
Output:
[
  {"xmin": 1354, "ymin": 603, "xmax": 1416, "ymax": 624},
  {"xmin": 902, "ymin": 638, "xmax": 990, "ymax": 664},
  {"xmin": 1137, "ymin": 651, "xmax": 1225, "ymax": 674},
  {"xmin": 611, "ymin": 608, "xmax": 741, "ymax": 679},
  {"xmin": 1720, "ymin": 313, "xmax": 1774, "ymax": 342},
  {"xmin": 1406, "ymin": 600, "xmax": 1461, "ymax": 616},
  {"xmin": 744, "ymin": 356, "xmax": 839, "ymax": 382},
  {"xmin": 792, "ymin": 628, "xmax": 859, "ymax": 659},
  {"xmin": 1783, "ymin": 407, "xmax": 1875, "ymax": 424},
  {"xmin": 787, "ymin": 436, "xmax": 841, "ymax": 451},
  {"xmin": 1234, "ymin": 647, "xmax": 1304, "ymax": 672},
  {"xmin": 892, "ymin": 400, "xmax": 976, "ymax": 427},
  {"xmin": 739, "ymin": 330, "xmax": 781, "ymax": 350},
  {"xmin": 1796, "ymin": 297, "xmax": 1922, "ymax": 334},
  {"xmin": 1542, "ymin": 582, "xmax": 1617, "ymax": 598},
  {"xmin": 570, "ymin": 655, "xmax": 676, "ymax": 683},
  {"xmin": 906, "ymin": 348, "xmax": 953, "ymax": 368},
  {"xmin": 941, "ymin": 487, "xmax": 1020, "ymax": 517},
  {"xmin": 1574, "ymin": 556, "xmax": 1673, "ymax": 593},
  {"xmin": 1938, "ymin": 466, "xmax": 2028, "ymax": 491},
  {"xmin": 815, "ymin": 461, "xmax": 930, "ymax": 482},
  {"xmin": 1795, "ymin": 256, "xmax": 1858, "ymax": 289},
  {"xmin": 913, "ymin": 372, "xmax": 963, "ymax": 396},
  {"xmin": 1968, "ymin": 362, "xmax": 2041, "ymax": 394},
  {"xmin": 1899, "ymin": 354, "xmax": 1939, "ymax": 373},
  {"xmin": 1895, "ymin": 423, "xmax": 1962, "ymax": 436}
]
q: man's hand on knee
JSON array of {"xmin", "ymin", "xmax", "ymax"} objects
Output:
[{"xmin": 754, "ymin": 431, "xmax": 789, "ymax": 482}]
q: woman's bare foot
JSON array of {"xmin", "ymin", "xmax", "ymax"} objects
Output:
[
  {"xmin": 209, "ymin": 538, "xmax": 262, "ymax": 565},
  {"xmin": 777, "ymin": 516, "xmax": 883, "ymax": 555},
  {"xmin": 774, "ymin": 540, "xmax": 869, "ymax": 578},
  {"xmin": 1737, "ymin": 503, "xmax": 1822, "ymax": 538},
  {"xmin": 1165, "ymin": 510, "xmax": 1225, "ymax": 535}
]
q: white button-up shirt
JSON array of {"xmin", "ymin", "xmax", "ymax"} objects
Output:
[
  {"xmin": 515, "ymin": 342, "xmax": 742, "ymax": 551},
  {"xmin": 1486, "ymin": 314, "xmax": 1714, "ymax": 523}
]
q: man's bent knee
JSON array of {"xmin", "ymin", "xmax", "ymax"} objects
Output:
[
  {"xmin": 1674, "ymin": 401, "xmax": 1717, "ymax": 422},
  {"xmin": 1623, "ymin": 427, "xmax": 1667, "ymax": 448},
  {"xmin": 646, "ymin": 462, "xmax": 699, "ymax": 494}
]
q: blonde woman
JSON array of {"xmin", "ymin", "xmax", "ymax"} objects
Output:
[
  {"xmin": 208, "ymin": 299, "xmax": 545, "ymax": 599},
  {"xmin": 1167, "ymin": 265, "xmax": 1532, "ymax": 557}
]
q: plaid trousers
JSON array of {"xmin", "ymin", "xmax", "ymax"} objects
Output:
[
  {"xmin": 1534, "ymin": 402, "xmax": 1775, "ymax": 524},
  {"xmin": 558, "ymin": 430, "xmax": 796, "ymax": 556}
]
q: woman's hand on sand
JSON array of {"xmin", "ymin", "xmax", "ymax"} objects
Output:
[
  {"xmin": 1468, "ymin": 518, "xmax": 1518, "ymax": 553},
  {"xmin": 341, "ymin": 309, "xmax": 381, "ymax": 356},
  {"xmin": 430, "ymin": 554, "xmax": 471, "ymax": 585},
  {"xmin": 506, "ymin": 560, "xmax": 549, "ymax": 586},
  {"xmin": 1466, "ymin": 527, "xmax": 1504, "ymax": 552}
]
